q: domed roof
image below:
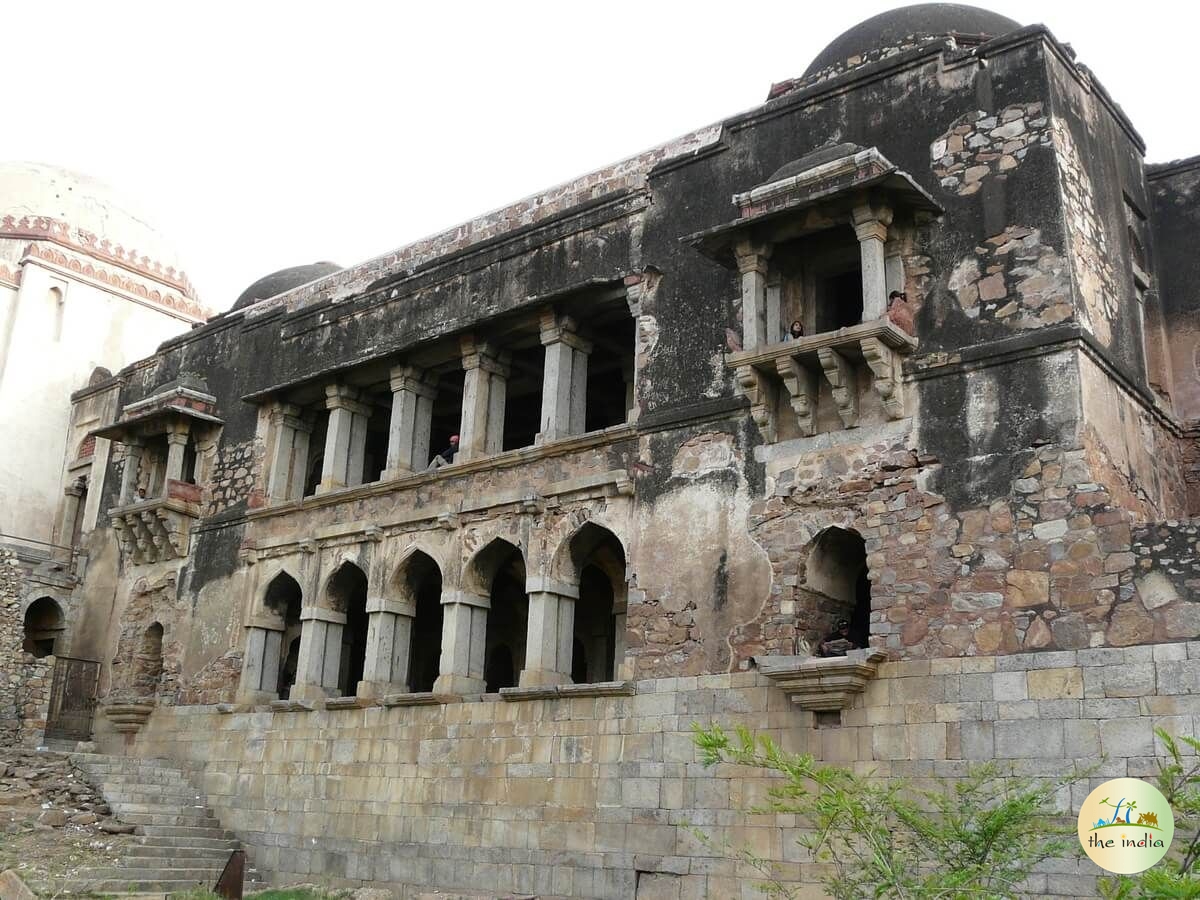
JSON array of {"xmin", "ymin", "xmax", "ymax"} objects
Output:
[
  {"xmin": 0, "ymin": 161, "xmax": 185, "ymax": 277},
  {"xmin": 804, "ymin": 3, "xmax": 1020, "ymax": 76},
  {"xmin": 232, "ymin": 262, "xmax": 343, "ymax": 311},
  {"xmin": 767, "ymin": 142, "xmax": 866, "ymax": 184}
]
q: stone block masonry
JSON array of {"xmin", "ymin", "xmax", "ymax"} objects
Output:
[{"xmin": 105, "ymin": 643, "xmax": 1200, "ymax": 899}]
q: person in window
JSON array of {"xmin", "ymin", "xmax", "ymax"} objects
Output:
[
  {"xmin": 818, "ymin": 618, "xmax": 859, "ymax": 657},
  {"xmin": 788, "ymin": 319, "xmax": 805, "ymax": 340},
  {"xmin": 425, "ymin": 434, "xmax": 460, "ymax": 471},
  {"xmin": 887, "ymin": 290, "xmax": 915, "ymax": 336}
]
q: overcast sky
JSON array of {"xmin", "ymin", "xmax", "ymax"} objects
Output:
[{"xmin": 4, "ymin": 1, "xmax": 1195, "ymax": 310}]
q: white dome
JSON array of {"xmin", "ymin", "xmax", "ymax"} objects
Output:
[{"xmin": 0, "ymin": 161, "xmax": 188, "ymax": 285}]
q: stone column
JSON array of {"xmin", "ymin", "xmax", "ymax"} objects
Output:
[
  {"xmin": 852, "ymin": 204, "xmax": 894, "ymax": 322},
  {"xmin": 734, "ymin": 241, "xmax": 772, "ymax": 351},
  {"xmin": 433, "ymin": 590, "xmax": 488, "ymax": 694},
  {"xmin": 163, "ymin": 428, "xmax": 189, "ymax": 490},
  {"xmin": 318, "ymin": 385, "xmax": 371, "ymax": 494},
  {"xmin": 357, "ymin": 597, "xmax": 415, "ymax": 697},
  {"xmin": 237, "ymin": 617, "xmax": 285, "ymax": 703},
  {"xmin": 55, "ymin": 478, "xmax": 85, "ymax": 547},
  {"xmin": 612, "ymin": 597, "xmax": 629, "ymax": 680},
  {"xmin": 119, "ymin": 440, "xmax": 144, "ymax": 504},
  {"xmin": 537, "ymin": 312, "xmax": 593, "ymax": 444},
  {"xmin": 765, "ymin": 272, "xmax": 783, "ymax": 345},
  {"xmin": 458, "ymin": 337, "xmax": 510, "ymax": 462},
  {"xmin": 520, "ymin": 576, "xmax": 578, "ymax": 687},
  {"xmin": 266, "ymin": 403, "xmax": 313, "ymax": 502},
  {"xmin": 291, "ymin": 605, "xmax": 347, "ymax": 700},
  {"xmin": 383, "ymin": 366, "xmax": 437, "ymax": 479}
]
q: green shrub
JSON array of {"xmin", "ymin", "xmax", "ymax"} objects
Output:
[{"xmin": 694, "ymin": 723, "xmax": 1082, "ymax": 900}]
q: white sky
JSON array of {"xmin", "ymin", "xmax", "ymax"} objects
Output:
[{"xmin": 4, "ymin": 1, "xmax": 1195, "ymax": 311}]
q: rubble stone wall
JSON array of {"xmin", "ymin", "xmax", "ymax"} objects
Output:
[{"xmin": 109, "ymin": 643, "xmax": 1200, "ymax": 899}]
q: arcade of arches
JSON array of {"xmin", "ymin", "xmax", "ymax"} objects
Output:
[{"xmin": 238, "ymin": 523, "xmax": 637, "ymax": 703}]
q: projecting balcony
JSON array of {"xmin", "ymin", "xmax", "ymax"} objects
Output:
[
  {"xmin": 109, "ymin": 480, "xmax": 201, "ymax": 565},
  {"xmin": 726, "ymin": 317, "xmax": 917, "ymax": 442}
]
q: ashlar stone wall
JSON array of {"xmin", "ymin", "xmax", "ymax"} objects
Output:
[{"xmin": 106, "ymin": 642, "xmax": 1200, "ymax": 900}]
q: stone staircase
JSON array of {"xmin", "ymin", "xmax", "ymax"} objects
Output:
[{"xmin": 62, "ymin": 753, "xmax": 262, "ymax": 894}]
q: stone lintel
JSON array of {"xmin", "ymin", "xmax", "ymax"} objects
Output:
[
  {"xmin": 299, "ymin": 605, "xmax": 348, "ymax": 625},
  {"xmin": 525, "ymin": 576, "xmax": 580, "ymax": 599}
]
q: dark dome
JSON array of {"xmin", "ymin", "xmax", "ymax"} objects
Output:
[
  {"xmin": 804, "ymin": 4, "xmax": 1021, "ymax": 76},
  {"xmin": 767, "ymin": 142, "xmax": 866, "ymax": 184},
  {"xmin": 232, "ymin": 262, "xmax": 342, "ymax": 311}
]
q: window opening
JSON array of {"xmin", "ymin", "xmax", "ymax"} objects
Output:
[
  {"xmin": 264, "ymin": 572, "xmax": 303, "ymax": 699},
  {"xmin": 23, "ymin": 597, "xmax": 64, "ymax": 657},
  {"xmin": 427, "ymin": 368, "xmax": 465, "ymax": 467},
  {"xmin": 475, "ymin": 541, "xmax": 528, "ymax": 692},
  {"xmin": 327, "ymin": 563, "xmax": 369, "ymax": 697},
  {"xmin": 502, "ymin": 345, "xmax": 544, "ymax": 451},
  {"xmin": 136, "ymin": 622, "xmax": 164, "ymax": 695},
  {"xmin": 585, "ymin": 313, "xmax": 636, "ymax": 432},
  {"xmin": 398, "ymin": 552, "xmax": 444, "ymax": 693},
  {"xmin": 805, "ymin": 527, "xmax": 871, "ymax": 656}
]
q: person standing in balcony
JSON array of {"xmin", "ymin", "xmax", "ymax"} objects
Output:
[
  {"xmin": 788, "ymin": 319, "xmax": 805, "ymax": 340},
  {"xmin": 887, "ymin": 290, "xmax": 914, "ymax": 335}
]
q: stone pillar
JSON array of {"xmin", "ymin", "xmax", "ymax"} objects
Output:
[
  {"xmin": 520, "ymin": 576, "xmax": 579, "ymax": 688},
  {"xmin": 622, "ymin": 361, "xmax": 636, "ymax": 424},
  {"xmin": 357, "ymin": 597, "xmax": 415, "ymax": 697},
  {"xmin": 291, "ymin": 605, "xmax": 347, "ymax": 700},
  {"xmin": 433, "ymin": 590, "xmax": 488, "ymax": 694},
  {"xmin": 266, "ymin": 403, "xmax": 313, "ymax": 502},
  {"xmin": 885, "ymin": 241, "xmax": 906, "ymax": 298},
  {"xmin": 318, "ymin": 385, "xmax": 371, "ymax": 494},
  {"xmin": 852, "ymin": 204, "xmax": 894, "ymax": 322},
  {"xmin": 734, "ymin": 241, "xmax": 772, "ymax": 351},
  {"xmin": 383, "ymin": 366, "xmax": 437, "ymax": 479},
  {"xmin": 458, "ymin": 337, "xmax": 510, "ymax": 462},
  {"xmin": 119, "ymin": 440, "xmax": 143, "ymax": 504},
  {"xmin": 55, "ymin": 478, "xmax": 85, "ymax": 547},
  {"xmin": 613, "ymin": 597, "xmax": 629, "ymax": 680},
  {"xmin": 765, "ymin": 273, "xmax": 783, "ymax": 345},
  {"xmin": 163, "ymin": 428, "xmax": 189, "ymax": 490},
  {"xmin": 537, "ymin": 312, "xmax": 593, "ymax": 444},
  {"xmin": 237, "ymin": 618, "xmax": 285, "ymax": 703}
]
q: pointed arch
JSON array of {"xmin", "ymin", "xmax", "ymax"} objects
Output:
[
  {"xmin": 23, "ymin": 596, "xmax": 64, "ymax": 657},
  {"xmin": 805, "ymin": 526, "xmax": 871, "ymax": 652},
  {"xmin": 324, "ymin": 561, "xmax": 369, "ymax": 695},
  {"xmin": 464, "ymin": 538, "xmax": 528, "ymax": 691},
  {"xmin": 552, "ymin": 522, "xmax": 627, "ymax": 684},
  {"xmin": 393, "ymin": 548, "xmax": 444, "ymax": 693}
]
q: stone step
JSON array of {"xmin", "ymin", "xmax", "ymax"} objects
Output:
[
  {"xmin": 117, "ymin": 812, "xmax": 223, "ymax": 828},
  {"xmin": 87, "ymin": 866, "xmax": 227, "ymax": 881},
  {"xmin": 109, "ymin": 800, "xmax": 211, "ymax": 815},
  {"xmin": 138, "ymin": 830, "xmax": 236, "ymax": 844},
  {"xmin": 125, "ymin": 845, "xmax": 237, "ymax": 861},
  {"xmin": 104, "ymin": 788, "xmax": 207, "ymax": 803},
  {"xmin": 139, "ymin": 834, "xmax": 240, "ymax": 850}
]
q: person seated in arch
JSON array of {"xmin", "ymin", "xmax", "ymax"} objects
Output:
[
  {"xmin": 887, "ymin": 290, "xmax": 915, "ymax": 336},
  {"xmin": 425, "ymin": 434, "xmax": 459, "ymax": 472},
  {"xmin": 818, "ymin": 618, "xmax": 860, "ymax": 658}
]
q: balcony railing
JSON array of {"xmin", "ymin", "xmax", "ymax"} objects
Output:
[
  {"xmin": 109, "ymin": 480, "xmax": 201, "ymax": 564},
  {"xmin": 726, "ymin": 317, "xmax": 917, "ymax": 441}
]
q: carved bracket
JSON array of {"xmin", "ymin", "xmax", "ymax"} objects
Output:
[
  {"xmin": 775, "ymin": 357, "xmax": 819, "ymax": 437},
  {"xmin": 817, "ymin": 347, "xmax": 859, "ymax": 428},
  {"xmin": 860, "ymin": 336, "xmax": 905, "ymax": 420},
  {"xmin": 734, "ymin": 364, "xmax": 776, "ymax": 442},
  {"xmin": 757, "ymin": 650, "xmax": 887, "ymax": 711}
]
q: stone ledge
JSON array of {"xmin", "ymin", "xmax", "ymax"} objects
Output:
[
  {"xmin": 268, "ymin": 699, "xmax": 315, "ymax": 713},
  {"xmin": 500, "ymin": 681, "xmax": 635, "ymax": 702},
  {"xmin": 381, "ymin": 692, "xmax": 462, "ymax": 707},
  {"xmin": 757, "ymin": 650, "xmax": 886, "ymax": 711},
  {"xmin": 324, "ymin": 696, "xmax": 374, "ymax": 711}
]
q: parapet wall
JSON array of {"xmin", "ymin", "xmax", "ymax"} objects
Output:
[{"xmin": 104, "ymin": 642, "xmax": 1200, "ymax": 899}]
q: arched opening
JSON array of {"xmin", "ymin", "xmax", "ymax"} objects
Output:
[
  {"xmin": 23, "ymin": 597, "xmax": 64, "ymax": 657},
  {"xmin": 467, "ymin": 539, "xmax": 528, "ymax": 692},
  {"xmin": 135, "ymin": 622, "xmax": 164, "ymax": 696},
  {"xmin": 395, "ymin": 551, "xmax": 444, "ymax": 693},
  {"xmin": 327, "ymin": 562, "xmax": 369, "ymax": 697},
  {"xmin": 805, "ymin": 527, "xmax": 871, "ymax": 655},
  {"xmin": 264, "ymin": 572, "xmax": 303, "ymax": 699},
  {"xmin": 561, "ymin": 523, "xmax": 625, "ymax": 684}
]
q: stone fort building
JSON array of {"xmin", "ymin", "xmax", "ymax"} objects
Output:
[{"xmin": 4, "ymin": 3, "xmax": 1200, "ymax": 897}]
